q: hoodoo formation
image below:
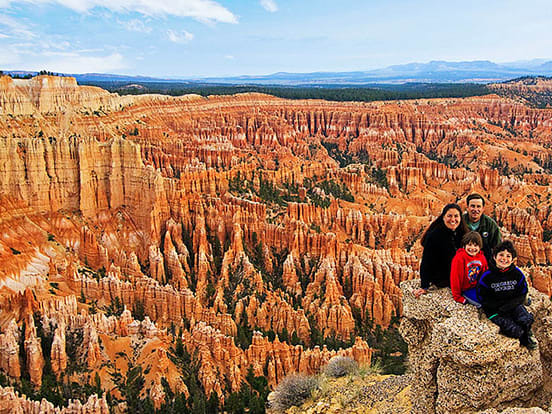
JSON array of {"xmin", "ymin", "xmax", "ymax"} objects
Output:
[{"xmin": 1, "ymin": 75, "xmax": 552, "ymax": 411}]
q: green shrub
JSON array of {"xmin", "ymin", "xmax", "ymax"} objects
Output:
[
  {"xmin": 105, "ymin": 296, "xmax": 124, "ymax": 317},
  {"xmin": 131, "ymin": 300, "xmax": 146, "ymax": 321},
  {"xmin": 269, "ymin": 374, "xmax": 318, "ymax": 411},
  {"xmin": 323, "ymin": 356, "xmax": 358, "ymax": 378}
]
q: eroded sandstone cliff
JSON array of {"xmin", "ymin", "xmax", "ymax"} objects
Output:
[
  {"xmin": 1, "ymin": 76, "xmax": 552, "ymax": 411},
  {"xmin": 400, "ymin": 280, "xmax": 552, "ymax": 414}
]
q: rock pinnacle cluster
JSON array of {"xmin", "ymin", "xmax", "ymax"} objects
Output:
[{"xmin": 1, "ymin": 75, "xmax": 552, "ymax": 411}]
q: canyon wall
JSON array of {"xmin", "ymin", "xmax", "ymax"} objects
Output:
[{"xmin": 1, "ymin": 76, "xmax": 552, "ymax": 410}]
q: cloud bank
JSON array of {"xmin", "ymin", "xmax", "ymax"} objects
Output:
[
  {"xmin": 41, "ymin": 52, "xmax": 126, "ymax": 73},
  {"xmin": 0, "ymin": 13, "xmax": 36, "ymax": 39},
  {"xmin": 0, "ymin": 0, "xmax": 238, "ymax": 23},
  {"xmin": 3, "ymin": 45, "xmax": 127, "ymax": 73}
]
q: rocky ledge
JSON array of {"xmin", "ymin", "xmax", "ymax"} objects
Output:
[{"xmin": 400, "ymin": 280, "xmax": 552, "ymax": 414}]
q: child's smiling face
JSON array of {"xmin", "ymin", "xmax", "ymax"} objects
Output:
[
  {"xmin": 465, "ymin": 242, "xmax": 480, "ymax": 257},
  {"xmin": 495, "ymin": 250, "xmax": 514, "ymax": 269}
]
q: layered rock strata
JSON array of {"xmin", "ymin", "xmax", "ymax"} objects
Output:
[
  {"xmin": 2, "ymin": 77, "xmax": 552, "ymax": 410},
  {"xmin": 0, "ymin": 75, "xmax": 119, "ymax": 115}
]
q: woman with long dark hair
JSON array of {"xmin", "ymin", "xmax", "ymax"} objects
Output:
[{"xmin": 413, "ymin": 203, "xmax": 468, "ymax": 298}]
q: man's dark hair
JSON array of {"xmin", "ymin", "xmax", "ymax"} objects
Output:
[
  {"xmin": 493, "ymin": 240, "xmax": 517, "ymax": 258},
  {"xmin": 467, "ymin": 193, "xmax": 485, "ymax": 206},
  {"xmin": 462, "ymin": 231, "xmax": 483, "ymax": 248}
]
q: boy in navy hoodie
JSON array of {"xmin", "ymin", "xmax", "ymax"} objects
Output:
[{"xmin": 477, "ymin": 241, "xmax": 536, "ymax": 349}]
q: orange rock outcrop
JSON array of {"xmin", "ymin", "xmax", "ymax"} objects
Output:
[
  {"xmin": 2, "ymin": 76, "xmax": 552, "ymax": 411},
  {"xmin": 0, "ymin": 386, "xmax": 109, "ymax": 413},
  {"xmin": 0, "ymin": 75, "xmax": 119, "ymax": 115}
]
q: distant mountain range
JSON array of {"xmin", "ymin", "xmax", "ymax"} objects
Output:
[
  {"xmin": 198, "ymin": 60, "xmax": 552, "ymax": 85},
  {"xmin": 4, "ymin": 59, "xmax": 552, "ymax": 85}
]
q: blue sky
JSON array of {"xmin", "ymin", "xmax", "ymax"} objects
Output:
[{"xmin": 0, "ymin": 0, "xmax": 551, "ymax": 77}]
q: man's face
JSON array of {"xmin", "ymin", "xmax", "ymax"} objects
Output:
[{"xmin": 467, "ymin": 198, "xmax": 484, "ymax": 223}]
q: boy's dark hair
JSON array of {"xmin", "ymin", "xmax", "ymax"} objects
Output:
[
  {"xmin": 462, "ymin": 231, "xmax": 483, "ymax": 248},
  {"xmin": 467, "ymin": 193, "xmax": 485, "ymax": 206},
  {"xmin": 493, "ymin": 240, "xmax": 517, "ymax": 258}
]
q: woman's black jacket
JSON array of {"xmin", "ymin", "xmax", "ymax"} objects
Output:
[{"xmin": 420, "ymin": 225, "xmax": 462, "ymax": 289}]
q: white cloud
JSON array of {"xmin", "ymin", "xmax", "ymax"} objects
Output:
[
  {"xmin": 119, "ymin": 18, "xmax": 152, "ymax": 33},
  {"xmin": 167, "ymin": 29, "xmax": 194, "ymax": 43},
  {"xmin": 2, "ymin": 45, "xmax": 127, "ymax": 73},
  {"xmin": 0, "ymin": 13, "xmax": 36, "ymax": 39},
  {"xmin": 74, "ymin": 48, "xmax": 105, "ymax": 53},
  {"xmin": 225, "ymin": 55, "xmax": 234, "ymax": 60},
  {"xmin": 37, "ymin": 39, "xmax": 71, "ymax": 51},
  {"xmin": 41, "ymin": 51, "xmax": 81, "ymax": 57},
  {"xmin": 0, "ymin": 13, "xmax": 128, "ymax": 74},
  {"xmin": 0, "ymin": 0, "xmax": 238, "ymax": 23},
  {"xmin": 260, "ymin": 0, "xmax": 277, "ymax": 12},
  {"xmin": 38, "ymin": 52, "xmax": 127, "ymax": 73}
]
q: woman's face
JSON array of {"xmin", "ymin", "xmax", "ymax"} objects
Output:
[{"xmin": 443, "ymin": 208, "xmax": 461, "ymax": 230}]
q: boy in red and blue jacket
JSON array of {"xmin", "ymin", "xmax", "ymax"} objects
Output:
[{"xmin": 450, "ymin": 231, "xmax": 488, "ymax": 305}]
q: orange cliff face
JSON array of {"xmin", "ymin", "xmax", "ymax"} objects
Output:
[
  {"xmin": 0, "ymin": 75, "xmax": 120, "ymax": 115},
  {"xmin": 1, "ymin": 75, "xmax": 552, "ymax": 410}
]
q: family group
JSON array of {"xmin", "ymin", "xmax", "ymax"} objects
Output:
[{"xmin": 412, "ymin": 194, "xmax": 536, "ymax": 350}]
